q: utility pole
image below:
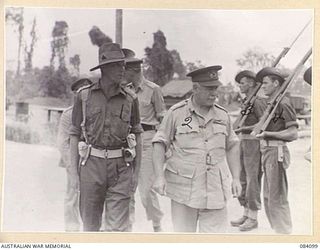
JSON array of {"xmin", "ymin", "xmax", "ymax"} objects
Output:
[{"xmin": 115, "ymin": 9, "xmax": 123, "ymax": 47}]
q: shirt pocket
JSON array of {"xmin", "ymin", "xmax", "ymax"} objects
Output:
[
  {"xmin": 211, "ymin": 123, "xmax": 228, "ymax": 149},
  {"xmin": 175, "ymin": 124, "xmax": 200, "ymax": 149},
  {"xmin": 112, "ymin": 103, "xmax": 131, "ymax": 122},
  {"xmin": 86, "ymin": 107, "xmax": 102, "ymax": 130},
  {"xmin": 164, "ymin": 161, "xmax": 196, "ymax": 202}
]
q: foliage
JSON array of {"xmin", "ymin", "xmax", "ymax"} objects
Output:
[
  {"xmin": 6, "ymin": 7, "xmax": 24, "ymax": 76},
  {"xmin": 236, "ymin": 47, "xmax": 276, "ymax": 72},
  {"xmin": 170, "ymin": 49, "xmax": 186, "ymax": 79},
  {"xmin": 24, "ymin": 17, "xmax": 38, "ymax": 72},
  {"xmin": 143, "ymin": 30, "xmax": 174, "ymax": 86},
  {"xmin": 88, "ymin": 26, "xmax": 112, "ymax": 47},
  {"xmin": 69, "ymin": 54, "xmax": 81, "ymax": 77},
  {"xmin": 185, "ymin": 60, "xmax": 207, "ymax": 73},
  {"xmin": 50, "ymin": 21, "xmax": 69, "ymax": 69}
]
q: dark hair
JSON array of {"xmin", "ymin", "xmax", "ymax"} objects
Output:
[{"xmin": 268, "ymin": 75, "xmax": 284, "ymax": 85}]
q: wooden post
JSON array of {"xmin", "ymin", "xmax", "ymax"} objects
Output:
[{"xmin": 115, "ymin": 9, "xmax": 123, "ymax": 47}]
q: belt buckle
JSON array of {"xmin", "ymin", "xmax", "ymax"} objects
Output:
[{"xmin": 103, "ymin": 149, "xmax": 108, "ymax": 158}]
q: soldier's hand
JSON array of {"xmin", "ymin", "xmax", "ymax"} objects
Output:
[
  {"xmin": 231, "ymin": 179, "xmax": 242, "ymax": 198},
  {"xmin": 255, "ymin": 131, "xmax": 266, "ymax": 139},
  {"xmin": 152, "ymin": 176, "xmax": 167, "ymax": 196}
]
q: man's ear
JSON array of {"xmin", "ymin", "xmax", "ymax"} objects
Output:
[{"xmin": 273, "ymin": 80, "xmax": 280, "ymax": 88}]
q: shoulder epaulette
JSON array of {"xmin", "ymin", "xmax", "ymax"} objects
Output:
[
  {"xmin": 76, "ymin": 84, "xmax": 93, "ymax": 93},
  {"xmin": 143, "ymin": 79, "xmax": 158, "ymax": 89},
  {"xmin": 122, "ymin": 86, "xmax": 137, "ymax": 100},
  {"xmin": 170, "ymin": 99, "xmax": 188, "ymax": 111},
  {"xmin": 214, "ymin": 103, "xmax": 228, "ymax": 113}
]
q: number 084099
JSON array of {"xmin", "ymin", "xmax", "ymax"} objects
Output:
[{"xmin": 300, "ymin": 244, "xmax": 319, "ymax": 248}]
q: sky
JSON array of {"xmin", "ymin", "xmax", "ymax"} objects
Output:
[{"xmin": 5, "ymin": 7, "xmax": 313, "ymax": 84}]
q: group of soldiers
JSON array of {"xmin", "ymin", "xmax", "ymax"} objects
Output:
[{"xmin": 57, "ymin": 42, "xmax": 312, "ymax": 234}]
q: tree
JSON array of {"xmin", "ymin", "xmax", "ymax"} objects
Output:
[
  {"xmin": 69, "ymin": 54, "xmax": 81, "ymax": 77},
  {"xmin": 50, "ymin": 21, "xmax": 69, "ymax": 69},
  {"xmin": 185, "ymin": 60, "xmax": 207, "ymax": 73},
  {"xmin": 88, "ymin": 26, "xmax": 112, "ymax": 47},
  {"xmin": 6, "ymin": 7, "xmax": 24, "ymax": 77},
  {"xmin": 170, "ymin": 49, "xmax": 186, "ymax": 79},
  {"xmin": 143, "ymin": 30, "xmax": 174, "ymax": 86},
  {"xmin": 24, "ymin": 17, "xmax": 38, "ymax": 72},
  {"xmin": 236, "ymin": 47, "xmax": 276, "ymax": 72}
]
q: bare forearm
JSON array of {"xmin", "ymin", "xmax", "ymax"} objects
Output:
[
  {"xmin": 263, "ymin": 127, "xmax": 298, "ymax": 141},
  {"xmin": 226, "ymin": 142, "xmax": 241, "ymax": 180},
  {"xmin": 70, "ymin": 135, "xmax": 80, "ymax": 175},
  {"xmin": 152, "ymin": 142, "xmax": 166, "ymax": 178}
]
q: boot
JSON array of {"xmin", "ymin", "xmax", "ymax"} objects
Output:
[
  {"xmin": 230, "ymin": 216, "xmax": 248, "ymax": 227},
  {"xmin": 239, "ymin": 218, "xmax": 258, "ymax": 231}
]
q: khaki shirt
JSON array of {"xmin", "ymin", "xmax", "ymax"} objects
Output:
[
  {"xmin": 70, "ymin": 81, "xmax": 143, "ymax": 149},
  {"xmin": 57, "ymin": 106, "xmax": 72, "ymax": 167},
  {"xmin": 135, "ymin": 78, "xmax": 166, "ymax": 126},
  {"xmin": 152, "ymin": 96, "xmax": 239, "ymax": 209}
]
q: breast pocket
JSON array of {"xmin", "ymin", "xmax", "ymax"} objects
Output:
[
  {"xmin": 175, "ymin": 124, "xmax": 200, "ymax": 149},
  {"xmin": 211, "ymin": 123, "xmax": 228, "ymax": 149},
  {"xmin": 87, "ymin": 107, "xmax": 102, "ymax": 130}
]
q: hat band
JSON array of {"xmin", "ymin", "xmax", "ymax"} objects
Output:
[{"xmin": 100, "ymin": 51, "xmax": 124, "ymax": 62}]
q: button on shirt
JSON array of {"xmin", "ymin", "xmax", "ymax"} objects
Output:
[
  {"xmin": 135, "ymin": 78, "xmax": 166, "ymax": 126},
  {"xmin": 70, "ymin": 81, "xmax": 143, "ymax": 149},
  {"xmin": 152, "ymin": 97, "xmax": 239, "ymax": 209}
]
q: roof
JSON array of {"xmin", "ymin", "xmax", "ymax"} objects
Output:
[{"xmin": 161, "ymin": 79, "xmax": 193, "ymax": 98}]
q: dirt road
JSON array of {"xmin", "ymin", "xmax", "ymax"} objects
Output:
[{"xmin": 2, "ymin": 137, "xmax": 312, "ymax": 234}]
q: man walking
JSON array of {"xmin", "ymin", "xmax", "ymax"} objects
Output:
[
  {"xmin": 152, "ymin": 65, "xmax": 242, "ymax": 232},
  {"xmin": 122, "ymin": 48, "xmax": 166, "ymax": 232},
  {"xmin": 69, "ymin": 43, "xmax": 143, "ymax": 231}
]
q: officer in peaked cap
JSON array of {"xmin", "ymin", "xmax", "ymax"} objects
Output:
[
  {"xmin": 186, "ymin": 65, "xmax": 223, "ymax": 86},
  {"xmin": 69, "ymin": 43, "xmax": 143, "ymax": 232},
  {"xmin": 230, "ymin": 70, "xmax": 267, "ymax": 232},
  {"xmin": 253, "ymin": 66, "xmax": 298, "ymax": 234},
  {"xmin": 152, "ymin": 65, "xmax": 241, "ymax": 233}
]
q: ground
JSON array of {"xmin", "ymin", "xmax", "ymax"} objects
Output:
[{"xmin": 2, "ymin": 135, "xmax": 312, "ymax": 234}]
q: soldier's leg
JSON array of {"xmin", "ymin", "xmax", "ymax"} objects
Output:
[
  {"xmin": 171, "ymin": 200, "xmax": 197, "ymax": 232},
  {"xmin": 138, "ymin": 131, "xmax": 164, "ymax": 229},
  {"xmin": 79, "ymin": 157, "xmax": 107, "ymax": 231},
  {"xmin": 231, "ymin": 140, "xmax": 248, "ymax": 227},
  {"xmin": 105, "ymin": 158, "xmax": 132, "ymax": 232},
  {"xmin": 240, "ymin": 139, "xmax": 262, "ymax": 231},
  {"xmin": 263, "ymin": 147, "xmax": 292, "ymax": 234},
  {"xmin": 199, "ymin": 207, "xmax": 228, "ymax": 233},
  {"xmin": 64, "ymin": 165, "xmax": 80, "ymax": 231},
  {"xmin": 128, "ymin": 193, "xmax": 135, "ymax": 232}
]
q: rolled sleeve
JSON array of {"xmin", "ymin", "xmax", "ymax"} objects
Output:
[
  {"xmin": 130, "ymin": 98, "xmax": 144, "ymax": 134},
  {"xmin": 152, "ymin": 86, "xmax": 167, "ymax": 118},
  {"xmin": 152, "ymin": 109, "xmax": 174, "ymax": 149},
  {"xmin": 280, "ymin": 101, "xmax": 299, "ymax": 129}
]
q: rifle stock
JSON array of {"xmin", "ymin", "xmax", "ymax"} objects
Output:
[{"xmin": 251, "ymin": 48, "xmax": 312, "ymax": 136}]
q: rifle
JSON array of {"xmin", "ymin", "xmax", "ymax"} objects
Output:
[
  {"xmin": 251, "ymin": 48, "xmax": 312, "ymax": 136},
  {"xmin": 233, "ymin": 19, "xmax": 312, "ymax": 130}
]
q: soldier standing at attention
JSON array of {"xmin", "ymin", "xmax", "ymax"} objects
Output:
[
  {"xmin": 253, "ymin": 67, "xmax": 298, "ymax": 234},
  {"xmin": 230, "ymin": 71, "xmax": 266, "ymax": 231},
  {"xmin": 121, "ymin": 48, "xmax": 166, "ymax": 232},
  {"xmin": 69, "ymin": 43, "xmax": 143, "ymax": 231},
  {"xmin": 57, "ymin": 78, "xmax": 92, "ymax": 231},
  {"xmin": 152, "ymin": 66, "xmax": 242, "ymax": 232}
]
